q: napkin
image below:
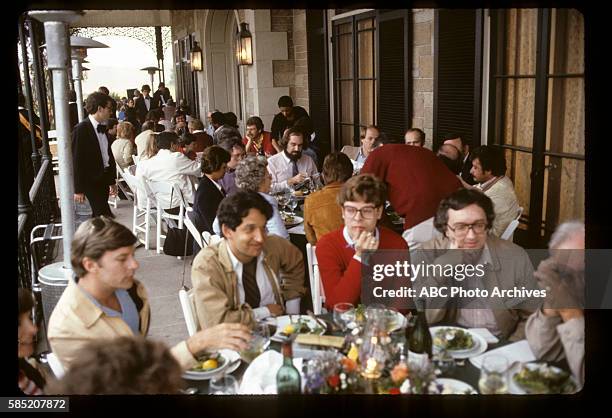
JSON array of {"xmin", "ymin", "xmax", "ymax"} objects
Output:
[
  {"xmin": 295, "ymin": 334, "xmax": 345, "ymax": 349},
  {"xmin": 469, "ymin": 328, "xmax": 500, "ymax": 344},
  {"xmin": 287, "ymin": 223, "xmax": 304, "ymax": 235},
  {"xmin": 239, "ymin": 350, "xmax": 304, "ymax": 394},
  {"xmin": 469, "ymin": 339, "xmax": 536, "ymax": 369}
]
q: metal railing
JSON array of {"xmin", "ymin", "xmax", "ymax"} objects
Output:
[{"xmin": 18, "ymin": 158, "xmax": 60, "ymax": 290}]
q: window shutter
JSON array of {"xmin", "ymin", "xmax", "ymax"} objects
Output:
[
  {"xmin": 376, "ymin": 10, "xmax": 411, "ymax": 143},
  {"xmin": 306, "ymin": 10, "xmax": 331, "ymax": 158},
  {"xmin": 433, "ymin": 9, "xmax": 483, "ymax": 150}
]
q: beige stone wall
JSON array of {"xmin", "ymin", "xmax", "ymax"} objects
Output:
[
  {"xmin": 170, "ymin": 10, "xmax": 193, "ymax": 40},
  {"xmin": 293, "ymin": 10, "xmax": 309, "ymax": 112},
  {"xmin": 412, "ymin": 9, "xmax": 434, "ymax": 148},
  {"xmin": 270, "ymin": 9, "xmax": 309, "ymax": 112}
]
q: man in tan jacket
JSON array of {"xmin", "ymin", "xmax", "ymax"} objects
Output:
[
  {"xmin": 416, "ymin": 189, "xmax": 536, "ymax": 341},
  {"xmin": 47, "ymin": 217, "xmax": 251, "ymax": 371},
  {"xmin": 192, "ymin": 190, "xmax": 306, "ymax": 329}
]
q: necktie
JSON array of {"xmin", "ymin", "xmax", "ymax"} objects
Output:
[
  {"xmin": 96, "ymin": 124, "xmax": 107, "ymax": 134},
  {"xmin": 242, "ymin": 258, "xmax": 261, "ymax": 309},
  {"xmin": 291, "ymin": 160, "xmax": 299, "ymax": 177}
]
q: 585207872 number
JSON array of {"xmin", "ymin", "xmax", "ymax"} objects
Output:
[{"xmin": 2, "ymin": 397, "xmax": 68, "ymax": 412}]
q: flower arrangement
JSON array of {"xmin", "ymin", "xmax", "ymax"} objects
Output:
[{"xmin": 304, "ymin": 352, "xmax": 363, "ymax": 394}]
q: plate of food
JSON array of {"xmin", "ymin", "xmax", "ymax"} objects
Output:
[
  {"xmin": 292, "ymin": 189, "xmax": 309, "ymax": 199},
  {"xmin": 509, "ymin": 363, "xmax": 578, "ymax": 394},
  {"xmin": 429, "ymin": 378, "xmax": 478, "ymax": 395},
  {"xmin": 430, "ymin": 326, "xmax": 488, "ymax": 359},
  {"xmin": 273, "ymin": 315, "xmax": 327, "ymax": 339},
  {"xmin": 281, "ymin": 213, "xmax": 303, "ymax": 228},
  {"xmin": 183, "ymin": 351, "xmax": 231, "ymax": 380}
]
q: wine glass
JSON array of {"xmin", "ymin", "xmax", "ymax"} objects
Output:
[
  {"xmin": 239, "ymin": 322, "xmax": 270, "ymax": 364},
  {"xmin": 288, "ymin": 196, "xmax": 298, "ymax": 214},
  {"xmin": 333, "ymin": 303, "xmax": 355, "ymax": 332},
  {"xmin": 209, "ymin": 375, "xmax": 239, "ymax": 395},
  {"xmin": 478, "ymin": 355, "xmax": 509, "ymax": 394},
  {"xmin": 276, "ymin": 192, "xmax": 289, "ymax": 212}
]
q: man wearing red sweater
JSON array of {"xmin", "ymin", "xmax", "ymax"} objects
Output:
[
  {"xmin": 360, "ymin": 144, "xmax": 462, "ymax": 249},
  {"xmin": 316, "ymin": 174, "xmax": 408, "ymax": 310}
]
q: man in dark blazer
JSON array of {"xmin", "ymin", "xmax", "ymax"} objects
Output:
[
  {"xmin": 134, "ymin": 84, "xmax": 159, "ymax": 125},
  {"xmin": 72, "ymin": 92, "xmax": 117, "ymax": 217}
]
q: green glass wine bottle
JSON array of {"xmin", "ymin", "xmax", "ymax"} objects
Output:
[
  {"xmin": 276, "ymin": 341, "xmax": 301, "ymax": 394},
  {"xmin": 406, "ymin": 298, "xmax": 433, "ymax": 367}
]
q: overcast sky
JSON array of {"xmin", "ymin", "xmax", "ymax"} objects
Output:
[{"xmin": 81, "ymin": 35, "xmax": 175, "ymax": 99}]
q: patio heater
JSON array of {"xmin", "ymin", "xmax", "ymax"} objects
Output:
[
  {"xmin": 70, "ymin": 36, "xmax": 109, "ymax": 122},
  {"xmin": 140, "ymin": 66, "xmax": 161, "ymax": 88}
]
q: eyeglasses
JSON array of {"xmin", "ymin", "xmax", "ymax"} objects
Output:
[
  {"xmin": 446, "ymin": 222, "xmax": 488, "ymax": 236},
  {"xmin": 343, "ymin": 205, "xmax": 378, "ymax": 219}
]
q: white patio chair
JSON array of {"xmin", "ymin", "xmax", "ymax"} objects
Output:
[
  {"xmin": 306, "ymin": 243, "xmax": 326, "ymax": 315},
  {"xmin": 501, "ymin": 206, "xmax": 524, "ymax": 241},
  {"xmin": 121, "ymin": 171, "xmax": 157, "ymax": 249},
  {"xmin": 145, "ymin": 180, "xmax": 187, "ymax": 254},
  {"xmin": 201, "ymin": 231, "xmax": 222, "ymax": 247},
  {"xmin": 108, "ymin": 164, "xmax": 133, "ymax": 208},
  {"xmin": 184, "ymin": 210, "xmax": 204, "ymax": 250},
  {"xmin": 178, "ymin": 288, "xmax": 199, "ymax": 337},
  {"xmin": 46, "ymin": 352, "xmax": 65, "ymax": 379}
]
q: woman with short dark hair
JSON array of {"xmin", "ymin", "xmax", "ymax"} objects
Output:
[{"xmin": 192, "ymin": 146, "xmax": 231, "ymax": 248}]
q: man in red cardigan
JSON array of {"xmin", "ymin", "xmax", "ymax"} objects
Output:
[
  {"xmin": 360, "ymin": 144, "xmax": 462, "ymax": 248},
  {"xmin": 315, "ymin": 174, "xmax": 408, "ymax": 310}
]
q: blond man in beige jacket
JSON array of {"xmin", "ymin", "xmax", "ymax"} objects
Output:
[{"xmin": 47, "ymin": 217, "xmax": 251, "ymax": 371}]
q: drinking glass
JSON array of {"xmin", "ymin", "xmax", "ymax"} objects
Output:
[
  {"xmin": 288, "ymin": 197, "xmax": 298, "ymax": 214},
  {"xmin": 333, "ymin": 303, "xmax": 355, "ymax": 332},
  {"xmin": 478, "ymin": 355, "xmax": 509, "ymax": 394},
  {"xmin": 239, "ymin": 322, "xmax": 270, "ymax": 364},
  {"xmin": 276, "ymin": 193, "xmax": 289, "ymax": 212},
  {"xmin": 209, "ymin": 375, "xmax": 239, "ymax": 395}
]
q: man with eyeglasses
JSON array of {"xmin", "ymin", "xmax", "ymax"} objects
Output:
[
  {"xmin": 315, "ymin": 174, "xmax": 408, "ymax": 310},
  {"xmin": 419, "ymin": 189, "xmax": 537, "ymax": 341},
  {"xmin": 72, "ymin": 92, "xmax": 117, "ymax": 218}
]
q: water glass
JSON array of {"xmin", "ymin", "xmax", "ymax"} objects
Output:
[
  {"xmin": 288, "ymin": 197, "xmax": 298, "ymax": 213},
  {"xmin": 239, "ymin": 322, "xmax": 270, "ymax": 364},
  {"xmin": 478, "ymin": 355, "xmax": 509, "ymax": 394},
  {"xmin": 209, "ymin": 375, "xmax": 238, "ymax": 395},
  {"xmin": 333, "ymin": 303, "xmax": 355, "ymax": 332}
]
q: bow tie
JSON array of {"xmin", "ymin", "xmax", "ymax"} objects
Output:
[{"xmin": 96, "ymin": 124, "xmax": 107, "ymax": 134}]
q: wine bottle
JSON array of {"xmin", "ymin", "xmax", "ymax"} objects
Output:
[
  {"xmin": 276, "ymin": 341, "xmax": 301, "ymax": 394},
  {"xmin": 406, "ymin": 298, "xmax": 433, "ymax": 367}
]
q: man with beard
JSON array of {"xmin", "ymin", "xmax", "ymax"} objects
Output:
[{"xmin": 267, "ymin": 127, "xmax": 318, "ymax": 193}]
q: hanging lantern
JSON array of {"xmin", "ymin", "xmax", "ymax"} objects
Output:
[
  {"xmin": 236, "ymin": 22, "xmax": 253, "ymax": 65},
  {"xmin": 190, "ymin": 41, "xmax": 203, "ymax": 72}
]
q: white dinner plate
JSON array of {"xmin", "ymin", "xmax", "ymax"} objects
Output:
[
  {"xmin": 432, "ymin": 378, "xmax": 478, "ymax": 395},
  {"xmin": 429, "ymin": 326, "xmax": 488, "ymax": 359},
  {"xmin": 272, "ymin": 315, "xmax": 326, "ymax": 337},
  {"xmin": 182, "ymin": 352, "xmax": 231, "ymax": 380},
  {"xmin": 508, "ymin": 362, "xmax": 579, "ymax": 394},
  {"xmin": 282, "ymin": 215, "xmax": 303, "ymax": 228}
]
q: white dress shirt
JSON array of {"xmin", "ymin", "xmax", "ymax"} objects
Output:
[
  {"xmin": 135, "ymin": 149, "xmax": 200, "ymax": 208},
  {"xmin": 144, "ymin": 96, "xmax": 151, "ymax": 111},
  {"xmin": 225, "ymin": 243, "xmax": 300, "ymax": 321},
  {"xmin": 211, "ymin": 192, "xmax": 289, "ymax": 239},
  {"xmin": 88, "ymin": 115, "xmax": 110, "ymax": 168},
  {"xmin": 267, "ymin": 151, "xmax": 318, "ymax": 193}
]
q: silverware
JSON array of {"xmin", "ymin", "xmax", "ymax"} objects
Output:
[{"xmin": 306, "ymin": 310, "xmax": 328, "ymax": 332}]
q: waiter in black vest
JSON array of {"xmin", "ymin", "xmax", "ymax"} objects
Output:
[{"xmin": 72, "ymin": 92, "xmax": 117, "ymax": 217}]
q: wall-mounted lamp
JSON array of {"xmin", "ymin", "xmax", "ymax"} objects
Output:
[
  {"xmin": 236, "ymin": 22, "xmax": 253, "ymax": 65},
  {"xmin": 190, "ymin": 41, "xmax": 203, "ymax": 72}
]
